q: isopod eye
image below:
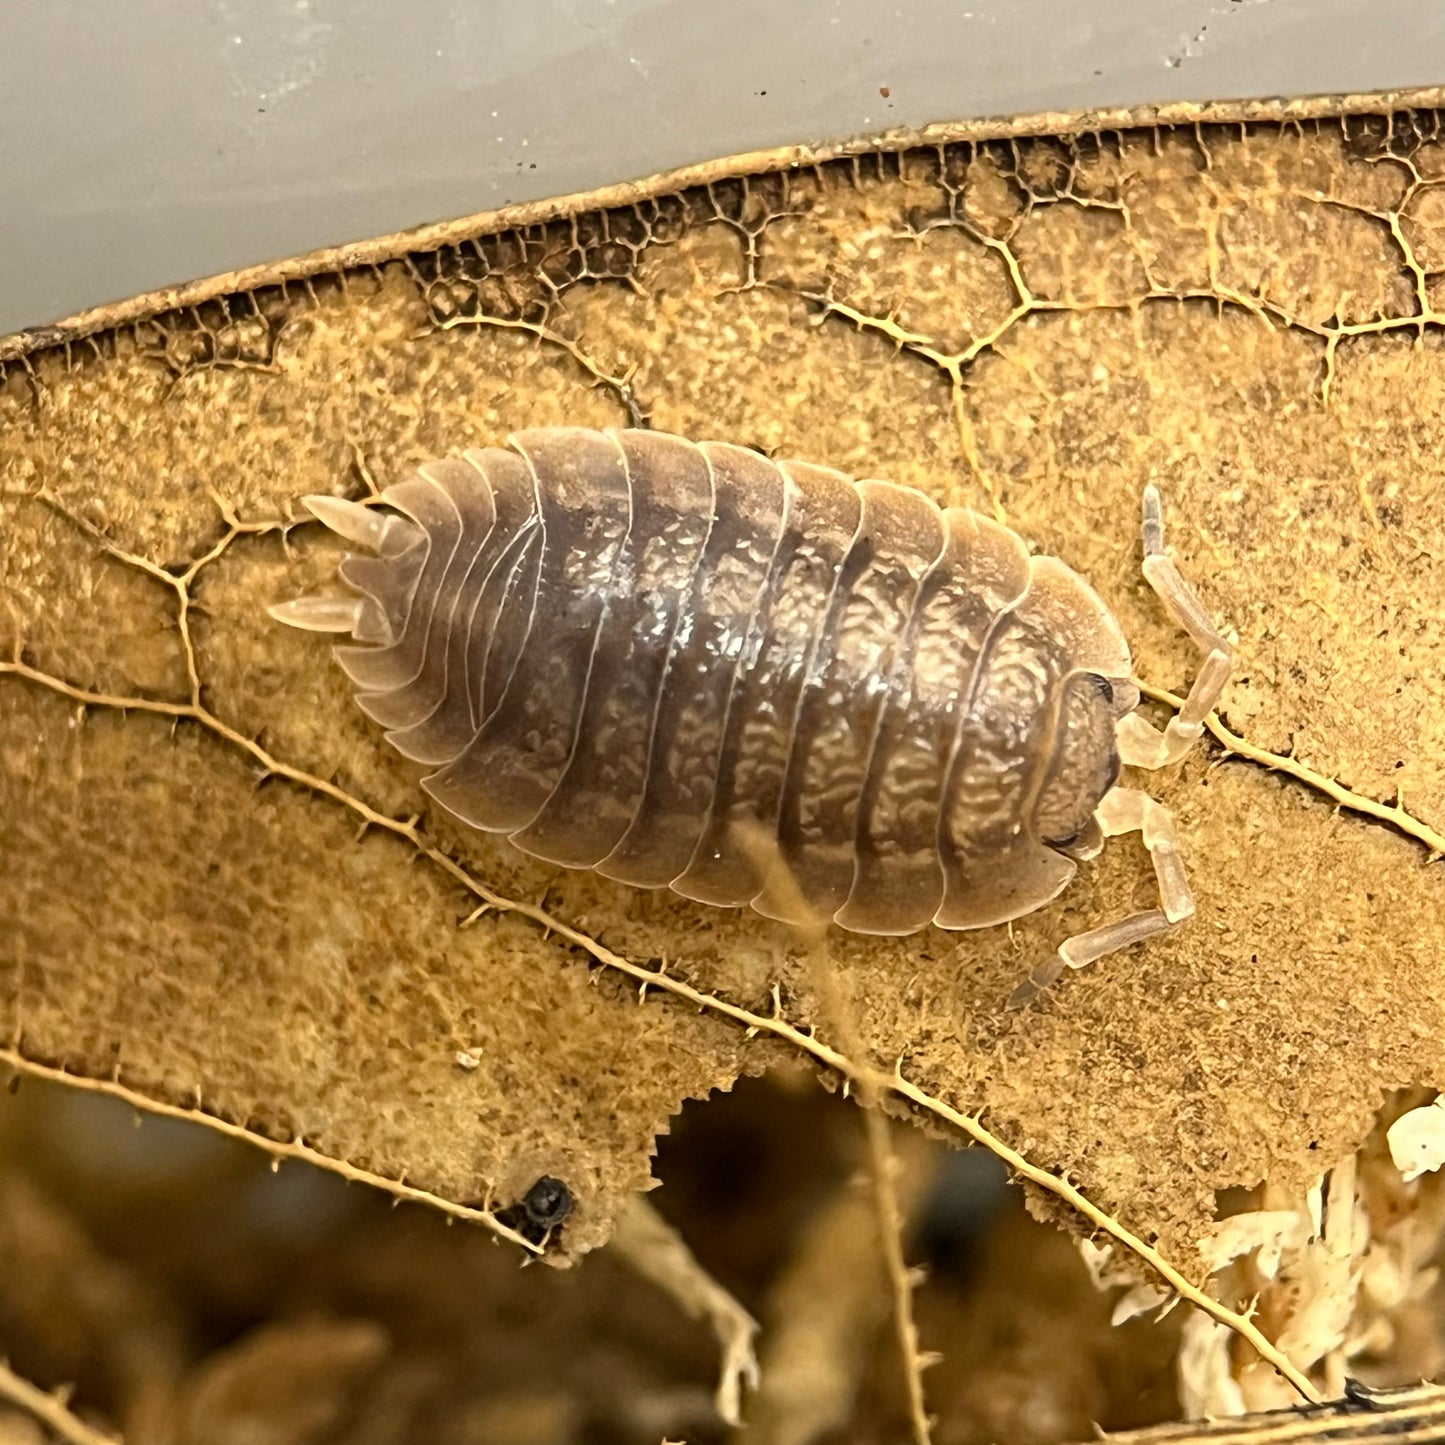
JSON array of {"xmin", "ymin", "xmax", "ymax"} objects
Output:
[{"xmin": 1086, "ymin": 673, "xmax": 1115, "ymax": 705}]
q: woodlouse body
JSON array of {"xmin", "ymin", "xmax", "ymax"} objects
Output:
[{"xmin": 274, "ymin": 427, "xmax": 1232, "ymax": 1000}]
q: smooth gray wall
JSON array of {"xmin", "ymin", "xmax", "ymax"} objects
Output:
[{"xmin": 2, "ymin": 0, "xmax": 1442, "ymax": 336}]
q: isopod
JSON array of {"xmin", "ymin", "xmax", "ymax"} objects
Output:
[{"xmin": 271, "ymin": 427, "xmax": 1232, "ymax": 1006}]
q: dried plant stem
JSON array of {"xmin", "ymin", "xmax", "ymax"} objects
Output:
[
  {"xmin": 610, "ymin": 1197, "xmax": 760, "ymax": 1427},
  {"xmin": 858, "ymin": 1107, "xmax": 933, "ymax": 1445},
  {"xmin": 0, "ymin": 1360, "xmax": 121, "ymax": 1445},
  {"xmin": 1089, "ymin": 1380, "xmax": 1445, "ymax": 1443},
  {"xmin": 0, "ymin": 1047, "xmax": 540, "ymax": 1255}
]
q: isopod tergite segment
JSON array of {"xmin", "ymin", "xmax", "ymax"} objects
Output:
[{"xmin": 270, "ymin": 428, "xmax": 1232, "ymax": 1005}]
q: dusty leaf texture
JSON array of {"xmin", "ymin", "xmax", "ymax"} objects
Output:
[{"xmin": 3, "ymin": 92, "xmax": 1445, "ymax": 1265}]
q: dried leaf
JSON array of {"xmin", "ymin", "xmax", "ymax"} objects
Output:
[
  {"xmin": 5, "ymin": 95, "xmax": 1445, "ymax": 1267},
  {"xmin": 1388, "ymin": 1097, "xmax": 1445, "ymax": 1182},
  {"xmin": 1198, "ymin": 1211, "xmax": 1308, "ymax": 1278},
  {"xmin": 1111, "ymin": 1284, "xmax": 1171, "ymax": 1327}
]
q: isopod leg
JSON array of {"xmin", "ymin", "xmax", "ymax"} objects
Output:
[
  {"xmin": 266, "ymin": 595, "xmax": 365, "ymax": 633},
  {"xmin": 1115, "ymin": 484, "xmax": 1233, "ymax": 770},
  {"xmin": 1006, "ymin": 787, "xmax": 1194, "ymax": 1009}
]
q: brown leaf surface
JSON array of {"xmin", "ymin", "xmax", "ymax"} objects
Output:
[{"xmin": 4, "ymin": 95, "xmax": 1445, "ymax": 1267}]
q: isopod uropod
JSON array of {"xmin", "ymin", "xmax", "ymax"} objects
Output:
[{"xmin": 271, "ymin": 427, "xmax": 1232, "ymax": 1006}]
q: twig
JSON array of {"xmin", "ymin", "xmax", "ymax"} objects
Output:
[
  {"xmin": 0, "ymin": 1359, "xmax": 120, "ymax": 1445},
  {"xmin": 858, "ymin": 1107, "xmax": 933, "ymax": 1445},
  {"xmin": 1078, "ymin": 1379, "xmax": 1445, "ymax": 1444},
  {"xmin": 0, "ymin": 1048, "xmax": 540, "ymax": 1255},
  {"xmin": 609, "ymin": 1196, "xmax": 760, "ymax": 1427}
]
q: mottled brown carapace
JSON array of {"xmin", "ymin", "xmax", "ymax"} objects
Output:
[{"xmin": 272, "ymin": 427, "xmax": 1230, "ymax": 1004}]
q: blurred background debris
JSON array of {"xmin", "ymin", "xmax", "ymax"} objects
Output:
[{"xmin": 5, "ymin": 1067, "xmax": 1442, "ymax": 1445}]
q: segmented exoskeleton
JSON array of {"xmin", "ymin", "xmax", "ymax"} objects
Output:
[{"xmin": 271, "ymin": 428, "xmax": 1232, "ymax": 1006}]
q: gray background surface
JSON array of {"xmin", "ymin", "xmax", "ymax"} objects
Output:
[{"xmin": 2, "ymin": 0, "xmax": 1442, "ymax": 336}]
